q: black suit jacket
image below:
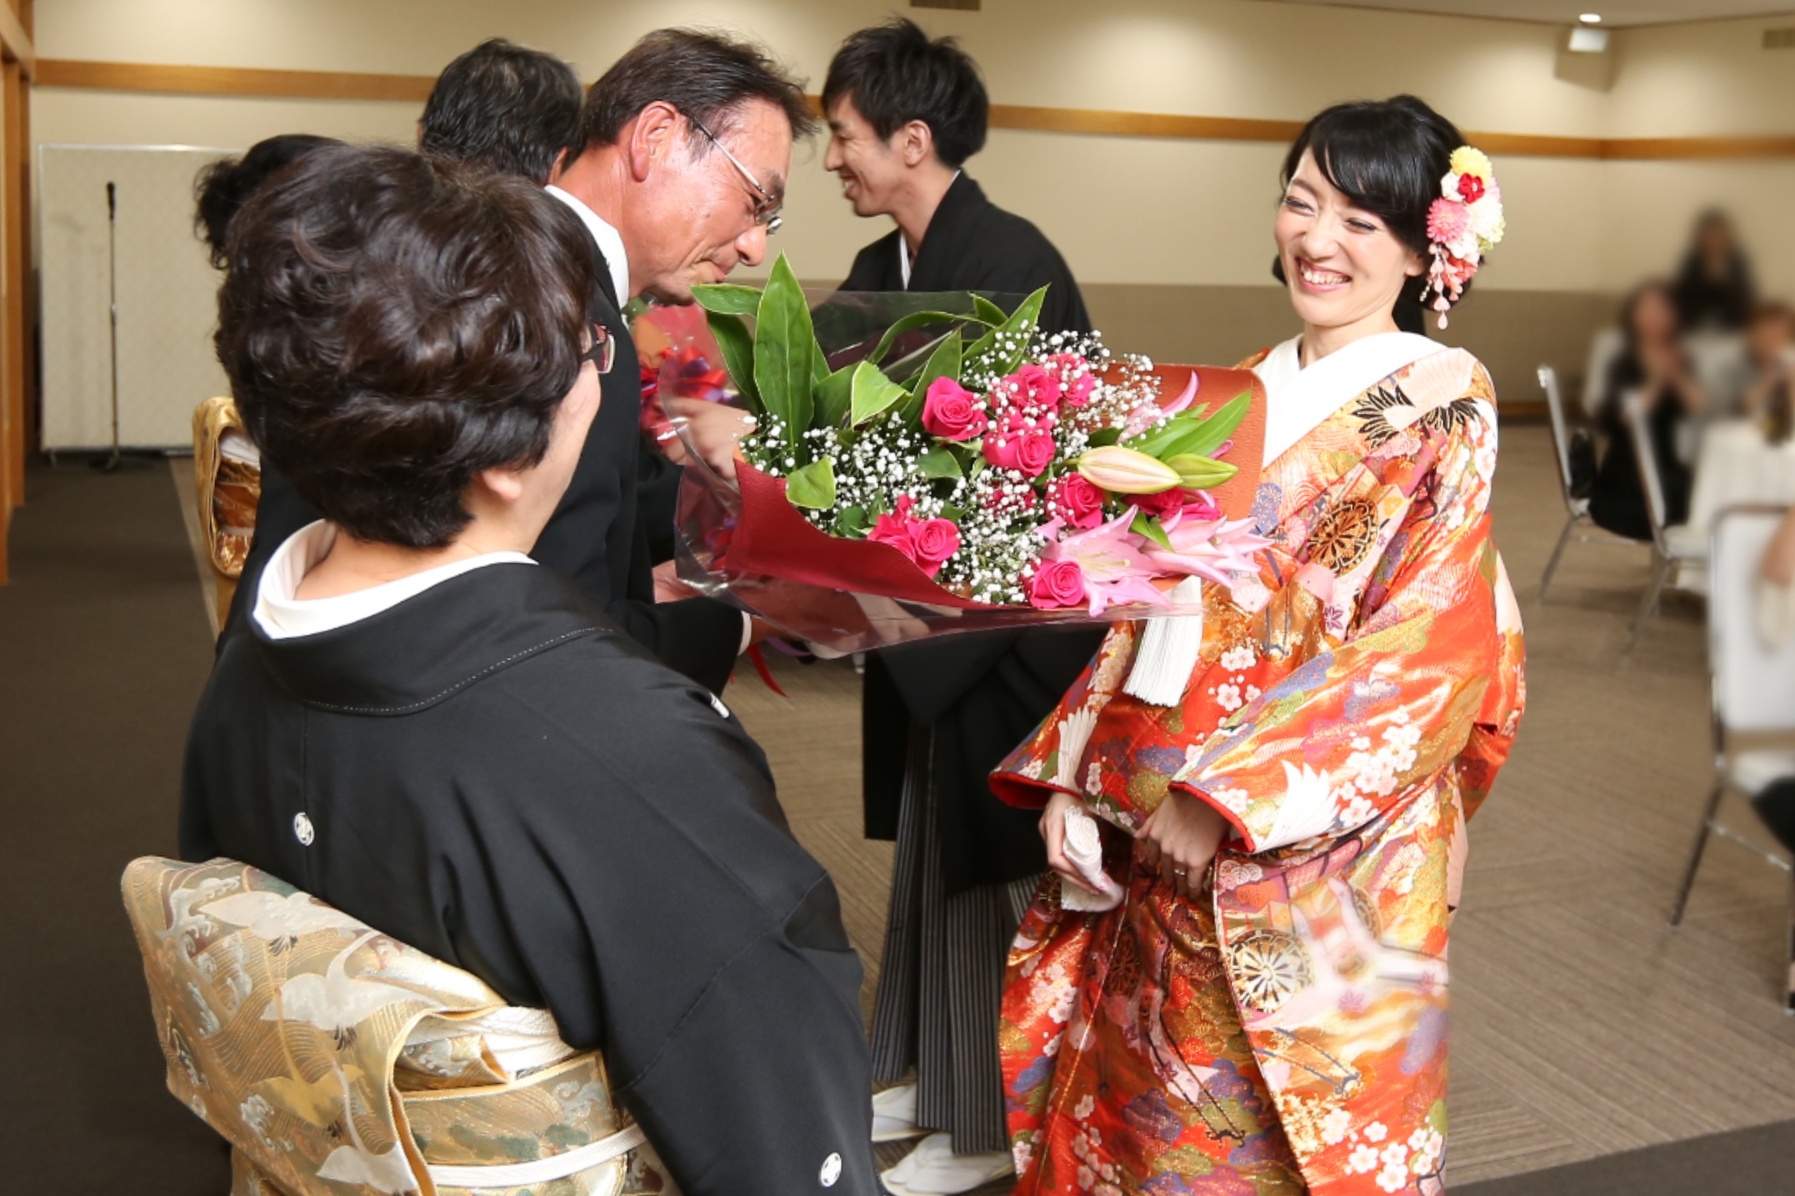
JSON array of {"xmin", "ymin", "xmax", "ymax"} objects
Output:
[
  {"xmin": 845, "ymin": 173, "xmax": 1107, "ymax": 895},
  {"xmin": 225, "ymin": 230, "xmax": 743, "ymax": 695}
]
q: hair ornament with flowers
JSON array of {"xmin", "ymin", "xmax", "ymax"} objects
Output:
[{"xmin": 1423, "ymin": 145, "xmax": 1505, "ymax": 329}]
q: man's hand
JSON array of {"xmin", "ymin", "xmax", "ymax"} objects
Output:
[
  {"xmin": 1136, "ymin": 789, "xmax": 1230, "ymax": 901},
  {"xmin": 652, "ymin": 559, "xmax": 698, "ymax": 603},
  {"xmin": 663, "ymin": 397, "xmax": 756, "ymax": 480}
]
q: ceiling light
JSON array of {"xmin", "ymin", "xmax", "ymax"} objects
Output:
[{"xmin": 1579, "ymin": 12, "xmax": 1602, "ymax": 22}]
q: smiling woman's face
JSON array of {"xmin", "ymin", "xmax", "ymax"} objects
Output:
[{"xmin": 1275, "ymin": 150, "xmax": 1424, "ymax": 347}]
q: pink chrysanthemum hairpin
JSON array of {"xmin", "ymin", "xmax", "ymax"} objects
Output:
[{"xmin": 1422, "ymin": 145, "xmax": 1505, "ymax": 329}]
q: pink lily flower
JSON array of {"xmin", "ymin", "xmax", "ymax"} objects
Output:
[
  {"xmin": 1144, "ymin": 514, "xmax": 1271, "ymax": 586},
  {"xmin": 1038, "ymin": 511, "xmax": 1171, "ymax": 617}
]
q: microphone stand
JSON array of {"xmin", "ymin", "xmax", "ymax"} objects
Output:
[{"xmin": 93, "ymin": 180, "xmax": 143, "ymax": 473}]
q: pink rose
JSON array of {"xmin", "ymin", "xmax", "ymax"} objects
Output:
[
  {"xmin": 982, "ymin": 414, "xmax": 1058, "ymax": 478},
  {"xmin": 1047, "ymin": 473, "xmax": 1104, "ymax": 529},
  {"xmin": 867, "ymin": 495, "xmax": 918, "ymax": 557},
  {"xmin": 1047, "ymin": 353, "xmax": 1095, "ymax": 407},
  {"xmin": 920, "ymin": 377, "xmax": 988, "ymax": 442},
  {"xmin": 909, "ymin": 518, "xmax": 961, "ymax": 574},
  {"xmin": 1126, "ymin": 488, "xmax": 1185, "ymax": 518},
  {"xmin": 1028, "ymin": 558, "xmax": 1088, "ymax": 609}
]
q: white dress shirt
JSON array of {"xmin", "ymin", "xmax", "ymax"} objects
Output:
[{"xmin": 546, "ymin": 185, "xmax": 630, "ymax": 304}]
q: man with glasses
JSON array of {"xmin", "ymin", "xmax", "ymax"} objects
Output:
[{"xmin": 225, "ymin": 33, "xmax": 772, "ymax": 698}]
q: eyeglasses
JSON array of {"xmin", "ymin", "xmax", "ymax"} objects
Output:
[
  {"xmin": 579, "ymin": 322, "xmax": 615, "ymax": 375},
  {"xmin": 682, "ymin": 110, "xmax": 784, "ymax": 235}
]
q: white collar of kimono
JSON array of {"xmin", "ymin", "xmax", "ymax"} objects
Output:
[
  {"xmin": 1255, "ymin": 331, "xmax": 1445, "ymax": 466},
  {"xmin": 546, "ymin": 185, "xmax": 630, "ymax": 305},
  {"xmin": 253, "ymin": 521, "xmax": 535, "ymax": 641},
  {"xmin": 896, "ymin": 170, "xmax": 963, "ymax": 290}
]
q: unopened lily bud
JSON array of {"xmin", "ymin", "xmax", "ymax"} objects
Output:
[
  {"xmin": 1166, "ymin": 454, "xmax": 1239, "ymax": 489},
  {"xmin": 1076, "ymin": 446, "xmax": 1180, "ymax": 495}
]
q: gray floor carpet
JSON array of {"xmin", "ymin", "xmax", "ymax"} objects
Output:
[
  {"xmin": 1456, "ymin": 1117, "xmax": 1795, "ymax": 1196},
  {"xmin": 0, "ymin": 457, "xmax": 228, "ymax": 1191}
]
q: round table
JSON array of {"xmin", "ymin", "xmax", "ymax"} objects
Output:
[{"xmin": 1686, "ymin": 420, "xmax": 1795, "ymax": 537}]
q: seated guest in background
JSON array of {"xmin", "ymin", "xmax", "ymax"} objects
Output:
[
  {"xmin": 1673, "ymin": 208, "xmax": 1755, "ymax": 333},
  {"xmin": 1589, "ymin": 280, "xmax": 1707, "ymax": 539},
  {"xmin": 184, "ymin": 145, "xmax": 879, "ymax": 1196},
  {"xmin": 819, "ymin": 19, "xmax": 1098, "ymax": 1190},
  {"xmin": 193, "ymin": 134, "xmax": 341, "ymax": 267},
  {"xmin": 1740, "ymin": 300, "xmax": 1794, "ymax": 438}
]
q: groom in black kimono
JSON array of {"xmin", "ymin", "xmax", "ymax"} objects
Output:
[{"xmin": 822, "ymin": 18, "xmax": 1104, "ymax": 1186}]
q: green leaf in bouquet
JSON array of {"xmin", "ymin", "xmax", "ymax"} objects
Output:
[
  {"xmin": 867, "ymin": 310, "xmax": 972, "ymax": 368},
  {"xmin": 814, "ymin": 364, "xmax": 855, "ymax": 428},
  {"xmin": 849, "ymin": 359, "xmax": 910, "ymax": 426},
  {"xmin": 1153, "ymin": 391, "xmax": 1253, "ymax": 461},
  {"xmin": 786, "ymin": 457, "xmax": 837, "ymax": 509},
  {"xmin": 1131, "ymin": 511, "xmax": 1174, "ymax": 551},
  {"xmin": 1125, "ymin": 413, "xmax": 1198, "ymax": 458},
  {"xmin": 900, "ymin": 332, "xmax": 964, "ymax": 424},
  {"xmin": 1165, "ymin": 453, "xmax": 1239, "ymax": 489},
  {"xmin": 837, "ymin": 505, "xmax": 869, "ymax": 537},
  {"xmin": 691, "ymin": 283, "xmax": 762, "ymax": 316},
  {"xmin": 917, "ymin": 445, "xmax": 964, "ymax": 480},
  {"xmin": 965, "ymin": 286, "xmax": 1047, "ymax": 379},
  {"xmin": 1087, "ymin": 426, "xmax": 1122, "ymax": 448},
  {"xmin": 753, "ymin": 255, "xmax": 820, "ymax": 436},
  {"xmin": 970, "ymin": 294, "xmax": 1009, "ymax": 328},
  {"xmin": 704, "ymin": 310, "xmax": 760, "ymax": 411},
  {"xmin": 941, "ymin": 503, "xmax": 966, "ymax": 522}
]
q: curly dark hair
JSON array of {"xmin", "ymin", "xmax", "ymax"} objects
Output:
[
  {"xmin": 1274, "ymin": 95, "xmax": 1468, "ymax": 333},
  {"xmin": 193, "ymin": 134, "xmax": 341, "ymax": 268},
  {"xmin": 420, "ymin": 38, "xmax": 583, "ymax": 184},
  {"xmin": 580, "ymin": 27, "xmax": 816, "ymax": 152},
  {"xmin": 823, "ymin": 18, "xmax": 988, "ymax": 168},
  {"xmin": 214, "ymin": 144, "xmax": 598, "ymax": 549}
]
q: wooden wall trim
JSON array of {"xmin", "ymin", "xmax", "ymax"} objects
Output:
[
  {"xmin": 0, "ymin": 3, "xmax": 29, "ymax": 76},
  {"xmin": 29, "ymin": 59, "xmax": 1795, "ymax": 162},
  {"xmin": 36, "ymin": 59, "xmax": 432, "ymax": 103}
]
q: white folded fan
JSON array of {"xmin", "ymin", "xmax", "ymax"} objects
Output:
[{"xmin": 1060, "ymin": 805, "xmax": 1125, "ymax": 912}]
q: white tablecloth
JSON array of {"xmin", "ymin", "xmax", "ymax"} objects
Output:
[{"xmin": 1685, "ymin": 420, "xmax": 1795, "ymax": 539}]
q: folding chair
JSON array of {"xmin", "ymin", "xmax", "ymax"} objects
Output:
[
  {"xmin": 1623, "ymin": 391, "xmax": 1707, "ymax": 651},
  {"xmin": 1668, "ymin": 503, "xmax": 1795, "ymax": 1011},
  {"xmin": 1537, "ymin": 365, "xmax": 1641, "ymax": 599}
]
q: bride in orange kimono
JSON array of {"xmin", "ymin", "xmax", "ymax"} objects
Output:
[{"xmin": 990, "ymin": 96, "xmax": 1526, "ymax": 1195}]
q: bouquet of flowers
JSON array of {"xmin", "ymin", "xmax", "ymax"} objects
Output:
[{"xmin": 667, "ymin": 255, "xmax": 1269, "ymax": 651}]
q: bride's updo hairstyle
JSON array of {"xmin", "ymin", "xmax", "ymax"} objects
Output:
[{"xmin": 1274, "ymin": 95, "xmax": 1466, "ymax": 334}]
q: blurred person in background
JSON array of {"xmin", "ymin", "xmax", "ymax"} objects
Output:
[
  {"xmin": 419, "ymin": 37, "xmax": 581, "ymax": 184},
  {"xmin": 1588, "ymin": 280, "xmax": 1707, "ymax": 539},
  {"xmin": 1673, "ymin": 208, "xmax": 1756, "ymax": 332},
  {"xmin": 1739, "ymin": 300, "xmax": 1794, "ymax": 440}
]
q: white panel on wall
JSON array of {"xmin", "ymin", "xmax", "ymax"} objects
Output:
[{"xmin": 38, "ymin": 144, "xmax": 234, "ymax": 450}]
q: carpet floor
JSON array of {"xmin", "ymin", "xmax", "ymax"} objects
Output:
[{"xmin": 0, "ymin": 457, "xmax": 228, "ymax": 1191}]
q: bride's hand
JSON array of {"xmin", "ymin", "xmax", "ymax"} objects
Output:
[
  {"xmin": 1040, "ymin": 791, "xmax": 1103, "ymax": 897},
  {"xmin": 1137, "ymin": 789, "xmax": 1230, "ymax": 901}
]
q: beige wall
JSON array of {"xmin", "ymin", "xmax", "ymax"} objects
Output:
[{"xmin": 26, "ymin": 0, "xmax": 1795, "ymax": 401}]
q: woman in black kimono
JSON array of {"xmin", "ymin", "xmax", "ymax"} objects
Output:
[{"xmin": 181, "ymin": 145, "xmax": 878, "ymax": 1196}]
